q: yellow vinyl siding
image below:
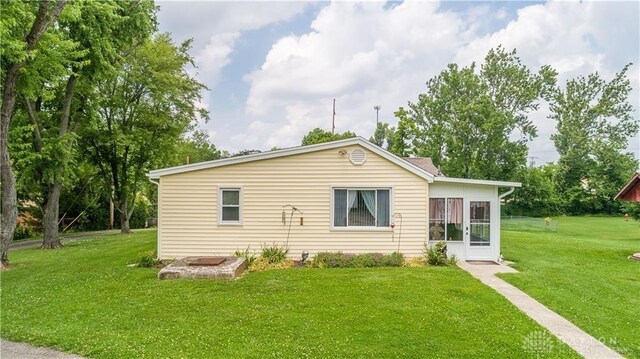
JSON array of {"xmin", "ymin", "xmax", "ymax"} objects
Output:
[{"xmin": 158, "ymin": 145, "xmax": 429, "ymax": 259}]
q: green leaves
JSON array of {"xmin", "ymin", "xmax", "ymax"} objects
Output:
[
  {"xmin": 550, "ymin": 63, "xmax": 638, "ymax": 214},
  {"xmin": 397, "ymin": 47, "xmax": 553, "ymax": 181},
  {"xmin": 301, "ymin": 128, "xmax": 356, "ymax": 146}
]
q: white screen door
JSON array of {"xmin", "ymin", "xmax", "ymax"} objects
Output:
[{"xmin": 465, "ymin": 199, "xmax": 493, "ymax": 260}]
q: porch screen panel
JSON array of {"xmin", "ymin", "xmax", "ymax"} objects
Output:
[
  {"xmin": 469, "ymin": 201, "xmax": 490, "ymax": 246},
  {"xmin": 429, "ymin": 198, "xmax": 445, "ymax": 241},
  {"xmin": 446, "ymin": 198, "xmax": 463, "ymax": 241}
]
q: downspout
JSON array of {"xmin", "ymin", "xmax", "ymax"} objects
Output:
[
  {"xmin": 499, "ymin": 186, "xmax": 515, "ymax": 199},
  {"xmin": 149, "ymin": 178, "xmax": 159, "ymax": 186}
]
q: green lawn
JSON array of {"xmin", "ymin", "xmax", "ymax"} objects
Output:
[
  {"xmin": 501, "ymin": 216, "xmax": 640, "ymax": 358},
  {"xmin": 0, "ymin": 231, "xmax": 576, "ymax": 358}
]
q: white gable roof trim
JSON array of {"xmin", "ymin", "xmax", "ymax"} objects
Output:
[
  {"xmin": 148, "ymin": 137, "xmax": 436, "ymax": 182},
  {"xmin": 148, "ymin": 136, "xmax": 521, "ymax": 188}
]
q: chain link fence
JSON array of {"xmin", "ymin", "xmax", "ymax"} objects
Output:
[{"xmin": 501, "ymin": 216, "xmax": 559, "ymax": 232}]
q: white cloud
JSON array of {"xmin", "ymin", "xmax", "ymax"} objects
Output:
[
  {"xmin": 244, "ymin": 1, "xmax": 468, "ymax": 147},
  {"xmin": 157, "ymin": 1, "xmax": 310, "ymax": 116},
  {"xmin": 194, "ymin": 32, "xmax": 240, "ymax": 88},
  {"xmin": 241, "ymin": 0, "xmax": 639, "ymax": 163}
]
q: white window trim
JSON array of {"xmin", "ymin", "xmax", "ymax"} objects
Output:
[
  {"xmin": 218, "ymin": 187, "xmax": 243, "ymax": 225},
  {"xmin": 330, "ymin": 186, "xmax": 393, "ymax": 232}
]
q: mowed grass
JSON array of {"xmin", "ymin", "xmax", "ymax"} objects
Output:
[
  {"xmin": 501, "ymin": 216, "xmax": 640, "ymax": 358},
  {"xmin": 0, "ymin": 231, "xmax": 577, "ymax": 358}
]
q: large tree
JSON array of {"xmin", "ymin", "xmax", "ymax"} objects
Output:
[
  {"xmin": 170, "ymin": 130, "xmax": 222, "ymax": 167},
  {"xmin": 396, "ymin": 47, "xmax": 556, "ymax": 180},
  {"xmin": 12, "ymin": 0, "xmax": 156, "ymax": 248},
  {"xmin": 550, "ymin": 64, "xmax": 639, "ymax": 214},
  {"xmin": 83, "ymin": 34, "xmax": 207, "ymax": 233},
  {"xmin": 301, "ymin": 128, "xmax": 356, "ymax": 146},
  {"xmin": 1, "ymin": 0, "xmax": 66, "ymax": 267}
]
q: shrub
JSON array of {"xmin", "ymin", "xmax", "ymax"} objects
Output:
[
  {"xmin": 313, "ymin": 252, "xmax": 355, "ymax": 268},
  {"xmin": 137, "ymin": 250, "xmax": 160, "ymax": 268},
  {"xmin": 425, "ymin": 241, "xmax": 448, "ymax": 266},
  {"xmin": 260, "ymin": 243, "xmax": 289, "ymax": 264},
  {"xmin": 380, "ymin": 252, "xmax": 404, "ymax": 267},
  {"xmin": 248, "ymin": 257, "xmax": 294, "ymax": 272},
  {"xmin": 234, "ymin": 246, "xmax": 257, "ymax": 266},
  {"xmin": 14, "ymin": 225, "xmax": 38, "ymax": 241},
  {"xmin": 622, "ymin": 202, "xmax": 640, "ymax": 221},
  {"xmin": 312, "ymin": 252, "xmax": 405, "ymax": 268}
]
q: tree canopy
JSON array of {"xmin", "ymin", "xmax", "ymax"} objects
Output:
[
  {"xmin": 394, "ymin": 47, "xmax": 557, "ymax": 181},
  {"xmin": 550, "ymin": 64, "xmax": 638, "ymax": 214},
  {"xmin": 301, "ymin": 128, "xmax": 356, "ymax": 146}
]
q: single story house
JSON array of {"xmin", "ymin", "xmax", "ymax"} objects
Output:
[
  {"xmin": 614, "ymin": 172, "xmax": 640, "ymax": 202},
  {"xmin": 148, "ymin": 137, "xmax": 521, "ymax": 262}
]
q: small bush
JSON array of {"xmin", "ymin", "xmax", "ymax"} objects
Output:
[
  {"xmin": 14, "ymin": 225, "xmax": 38, "ymax": 241},
  {"xmin": 249, "ymin": 258, "xmax": 294, "ymax": 272},
  {"xmin": 380, "ymin": 252, "xmax": 404, "ymax": 267},
  {"xmin": 234, "ymin": 246, "xmax": 257, "ymax": 265},
  {"xmin": 137, "ymin": 250, "xmax": 160, "ymax": 268},
  {"xmin": 426, "ymin": 241, "xmax": 448, "ymax": 266},
  {"xmin": 313, "ymin": 252, "xmax": 355, "ymax": 268},
  {"xmin": 260, "ymin": 243, "xmax": 289, "ymax": 264},
  {"xmin": 312, "ymin": 252, "xmax": 405, "ymax": 268}
]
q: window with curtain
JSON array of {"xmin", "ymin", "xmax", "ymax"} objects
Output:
[
  {"xmin": 333, "ymin": 188, "xmax": 390, "ymax": 228},
  {"xmin": 429, "ymin": 198, "xmax": 463, "ymax": 241}
]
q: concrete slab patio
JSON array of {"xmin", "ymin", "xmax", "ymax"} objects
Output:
[{"xmin": 458, "ymin": 261, "xmax": 624, "ymax": 359}]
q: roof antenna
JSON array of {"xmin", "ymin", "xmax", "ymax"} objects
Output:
[{"xmin": 331, "ymin": 98, "xmax": 336, "ymax": 134}]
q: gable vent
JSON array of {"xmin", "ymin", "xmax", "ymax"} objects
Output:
[{"xmin": 349, "ymin": 149, "xmax": 367, "ymax": 165}]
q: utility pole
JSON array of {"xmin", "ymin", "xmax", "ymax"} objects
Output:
[
  {"xmin": 332, "ymin": 99, "xmax": 336, "ymax": 134},
  {"xmin": 373, "ymin": 105, "xmax": 381, "ymax": 127}
]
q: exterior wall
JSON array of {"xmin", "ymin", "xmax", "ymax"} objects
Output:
[
  {"xmin": 157, "ymin": 145, "xmax": 429, "ymax": 259},
  {"xmin": 621, "ymin": 181, "xmax": 640, "ymax": 201}
]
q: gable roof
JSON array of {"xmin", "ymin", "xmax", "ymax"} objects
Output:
[
  {"xmin": 615, "ymin": 172, "xmax": 640, "ymax": 201},
  {"xmin": 403, "ymin": 157, "xmax": 444, "ymax": 177},
  {"xmin": 148, "ymin": 136, "xmax": 521, "ymax": 188},
  {"xmin": 149, "ymin": 137, "xmax": 436, "ymax": 182}
]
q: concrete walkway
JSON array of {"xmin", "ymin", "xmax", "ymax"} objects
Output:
[
  {"xmin": 0, "ymin": 339, "xmax": 85, "ymax": 359},
  {"xmin": 458, "ymin": 261, "xmax": 624, "ymax": 359}
]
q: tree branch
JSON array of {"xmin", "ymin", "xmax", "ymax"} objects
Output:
[{"xmin": 22, "ymin": 95, "xmax": 44, "ymax": 152}]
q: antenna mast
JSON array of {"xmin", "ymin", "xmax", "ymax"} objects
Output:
[{"xmin": 332, "ymin": 98, "xmax": 336, "ymax": 134}]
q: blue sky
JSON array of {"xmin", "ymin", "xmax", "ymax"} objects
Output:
[{"xmin": 157, "ymin": 1, "xmax": 639, "ymax": 164}]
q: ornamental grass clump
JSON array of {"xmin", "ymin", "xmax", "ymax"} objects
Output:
[{"xmin": 248, "ymin": 243, "xmax": 292, "ymax": 272}]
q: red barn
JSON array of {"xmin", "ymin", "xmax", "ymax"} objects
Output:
[{"xmin": 615, "ymin": 172, "xmax": 640, "ymax": 202}]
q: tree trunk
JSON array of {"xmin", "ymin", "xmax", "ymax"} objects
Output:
[
  {"xmin": 1, "ymin": 63, "xmax": 23, "ymax": 270},
  {"xmin": 0, "ymin": 0, "xmax": 68, "ymax": 268},
  {"xmin": 120, "ymin": 199, "xmax": 131, "ymax": 234},
  {"xmin": 41, "ymin": 182, "xmax": 63, "ymax": 249},
  {"xmin": 1, "ymin": 119, "xmax": 18, "ymax": 269}
]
